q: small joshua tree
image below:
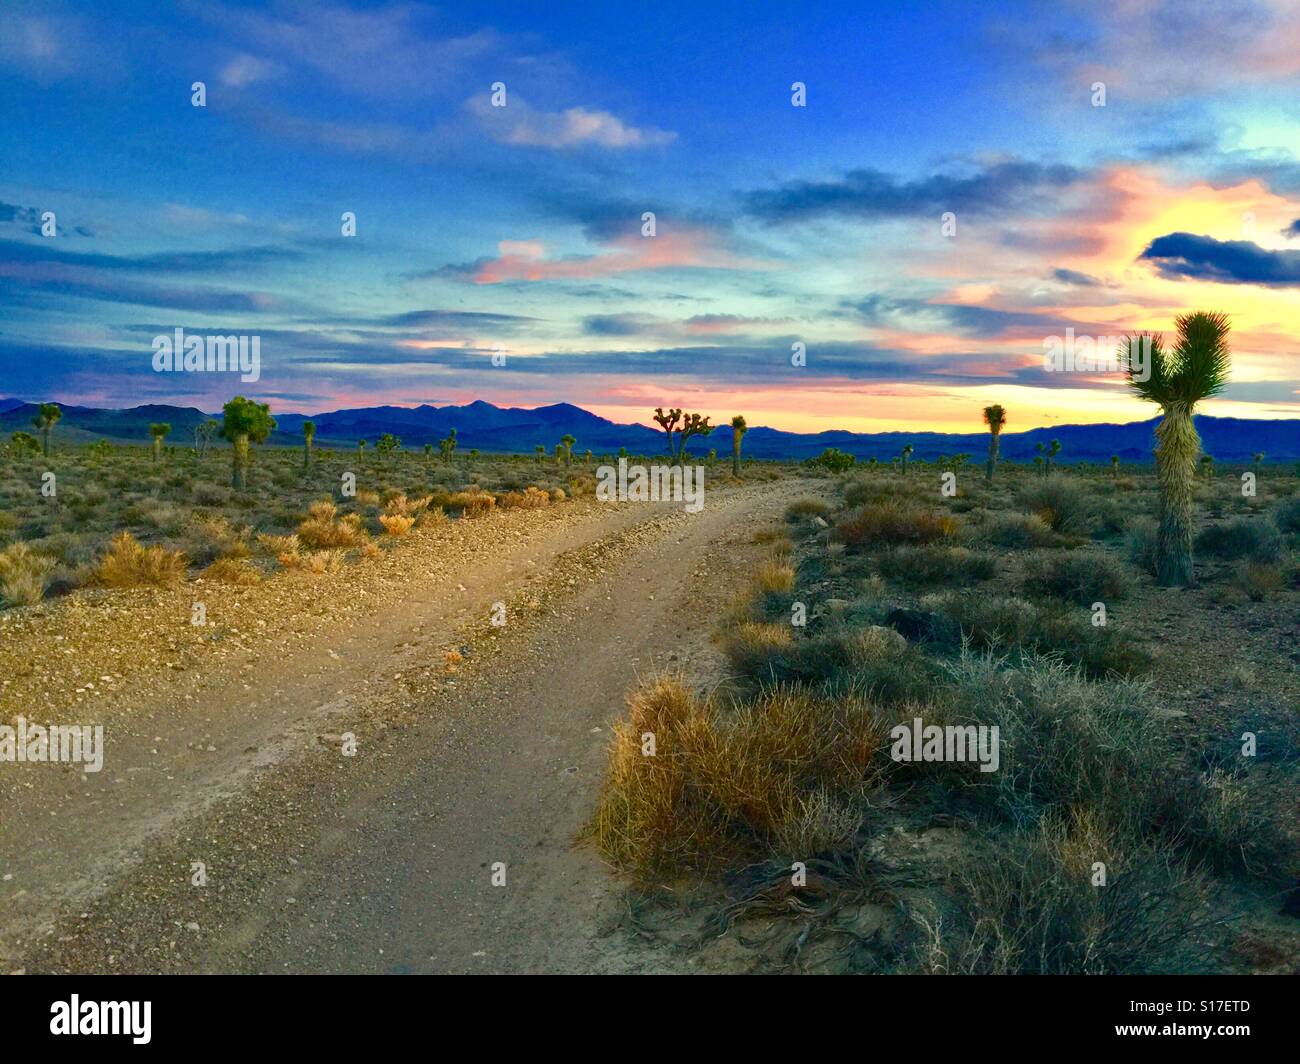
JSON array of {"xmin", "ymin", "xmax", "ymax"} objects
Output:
[
  {"xmin": 1200, "ymin": 454, "xmax": 1215, "ymax": 480},
  {"xmin": 675, "ymin": 413, "xmax": 713, "ymax": 463},
  {"xmin": 375, "ymin": 432, "xmax": 400, "ymax": 462},
  {"xmin": 1252, "ymin": 451, "xmax": 1265, "ymax": 479},
  {"xmin": 554, "ymin": 443, "xmax": 564, "ymax": 467},
  {"xmin": 982, "ymin": 404, "xmax": 1006, "ymax": 484},
  {"xmin": 358, "ymin": 439, "xmax": 367, "ymax": 460},
  {"xmin": 1047, "ymin": 438, "xmax": 1062, "ymax": 473},
  {"xmin": 149, "ymin": 422, "xmax": 171, "ymax": 463},
  {"xmin": 1110, "ymin": 454, "xmax": 1120, "ymax": 479},
  {"xmin": 1123, "ymin": 311, "xmax": 1231, "ymax": 587},
  {"xmin": 560, "ymin": 434, "xmax": 576, "ymax": 467},
  {"xmin": 535, "ymin": 444, "xmax": 545, "ymax": 464},
  {"xmin": 439, "ymin": 427, "xmax": 457, "ymax": 463},
  {"xmin": 194, "ymin": 418, "xmax": 218, "ymax": 457},
  {"xmin": 707, "ymin": 447, "xmax": 717, "ymax": 466},
  {"xmin": 302, "ymin": 420, "xmax": 316, "ymax": 468},
  {"xmin": 32, "ymin": 402, "xmax": 61, "ymax": 457},
  {"xmin": 730, "ymin": 415, "xmax": 748, "ymax": 477},
  {"xmin": 424, "ymin": 442, "xmax": 433, "ymax": 466},
  {"xmin": 221, "ymin": 396, "xmax": 275, "ymax": 491},
  {"xmin": 900, "ymin": 444, "xmax": 913, "ymax": 475}
]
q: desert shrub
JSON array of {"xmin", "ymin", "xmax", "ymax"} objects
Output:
[
  {"xmin": 976, "ymin": 512, "xmax": 1061, "ymax": 549},
  {"xmin": 836, "ymin": 501, "xmax": 959, "ymax": 550},
  {"xmin": 873, "ymin": 544, "xmax": 996, "ymax": 586},
  {"xmin": 1020, "ymin": 552, "xmax": 1132, "ymax": 604},
  {"xmin": 914, "ymin": 816, "xmax": 1212, "ymax": 974},
  {"xmin": 1273, "ymin": 496, "xmax": 1300, "ymax": 533},
  {"xmin": 256, "ymin": 533, "xmax": 299, "ymax": 556},
  {"xmin": 0, "ymin": 542, "xmax": 55, "ymax": 606},
  {"xmin": 924, "ymin": 593, "xmax": 1150, "ymax": 678},
  {"xmin": 720, "ymin": 621, "xmax": 794, "ymax": 678},
  {"xmin": 584, "ymin": 678, "xmax": 884, "ymax": 878},
  {"xmin": 1195, "ymin": 517, "xmax": 1283, "ymax": 562},
  {"xmin": 1124, "ymin": 517, "xmax": 1159, "ymax": 575},
  {"xmin": 497, "ymin": 487, "xmax": 550, "ymax": 509},
  {"xmin": 843, "ymin": 479, "xmax": 893, "ymax": 508},
  {"xmin": 751, "ymin": 526, "xmax": 786, "ymax": 544},
  {"xmin": 282, "ymin": 549, "xmax": 346, "ymax": 575},
  {"xmin": 378, "ymin": 514, "xmax": 416, "ymax": 536},
  {"xmin": 784, "ymin": 497, "xmax": 831, "ymax": 521},
  {"xmin": 200, "ymin": 557, "xmax": 263, "ymax": 585},
  {"xmin": 297, "ymin": 500, "xmax": 369, "ymax": 549},
  {"xmin": 1234, "ymin": 560, "xmax": 1285, "ymax": 601},
  {"xmin": 94, "ymin": 532, "xmax": 187, "ymax": 588},
  {"xmin": 1017, "ymin": 477, "xmax": 1094, "ymax": 534}
]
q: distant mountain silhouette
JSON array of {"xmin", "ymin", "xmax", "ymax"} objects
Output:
[{"xmin": 2, "ymin": 398, "xmax": 1297, "ymax": 463}]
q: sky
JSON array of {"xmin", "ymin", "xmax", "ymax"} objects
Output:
[{"xmin": 2, "ymin": 0, "xmax": 1299, "ymax": 434}]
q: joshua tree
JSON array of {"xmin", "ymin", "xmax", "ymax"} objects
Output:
[
  {"xmin": 439, "ymin": 427, "xmax": 457, "ymax": 463},
  {"xmin": 375, "ymin": 432, "xmax": 400, "ymax": 462},
  {"xmin": 302, "ymin": 420, "xmax": 316, "ymax": 468},
  {"xmin": 469, "ymin": 448, "xmax": 480, "ymax": 462},
  {"xmin": 1034, "ymin": 441, "xmax": 1046, "ymax": 476},
  {"xmin": 9, "ymin": 430, "xmax": 41, "ymax": 458},
  {"xmin": 900, "ymin": 443, "xmax": 913, "ymax": 475},
  {"xmin": 982, "ymin": 404, "xmax": 1006, "ymax": 483},
  {"xmin": 617, "ymin": 446, "xmax": 628, "ymax": 459},
  {"xmin": 1200, "ymin": 454, "xmax": 1215, "ymax": 480},
  {"xmin": 583, "ymin": 449, "xmax": 591, "ymax": 465},
  {"xmin": 535, "ymin": 444, "xmax": 545, "ymax": 464},
  {"xmin": 1110, "ymin": 455, "xmax": 1120, "ymax": 479},
  {"xmin": 149, "ymin": 422, "xmax": 171, "ymax": 462},
  {"xmin": 868, "ymin": 457, "xmax": 878, "ymax": 470},
  {"xmin": 560, "ymin": 433, "xmax": 576, "ymax": 467},
  {"xmin": 730, "ymin": 415, "xmax": 748, "ymax": 477},
  {"xmin": 358, "ymin": 439, "xmax": 367, "ymax": 460},
  {"xmin": 554, "ymin": 443, "xmax": 564, "ymax": 466},
  {"xmin": 1252, "ymin": 451, "xmax": 1265, "ymax": 479},
  {"xmin": 1046, "ymin": 439, "xmax": 1062, "ymax": 473},
  {"xmin": 194, "ymin": 418, "xmax": 218, "ymax": 457},
  {"xmin": 653, "ymin": 407, "xmax": 682, "ymax": 459},
  {"xmin": 31, "ymin": 403, "xmax": 61, "ymax": 457},
  {"xmin": 424, "ymin": 442, "xmax": 433, "ymax": 465},
  {"xmin": 1123, "ymin": 311, "xmax": 1231, "ymax": 586},
  {"xmin": 221, "ymin": 396, "xmax": 276, "ymax": 491},
  {"xmin": 706, "ymin": 447, "xmax": 717, "ymax": 466}
]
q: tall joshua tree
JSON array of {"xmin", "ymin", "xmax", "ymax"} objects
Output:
[
  {"xmin": 149, "ymin": 422, "xmax": 171, "ymax": 463},
  {"xmin": 1046, "ymin": 439, "xmax": 1062, "ymax": 474},
  {"xmin": 560, "ymin": 434, "xmax": 576, "ymax": 467},
  {"xmin": 1123, "ymin": 311, "xmax": 1231, "ymax": 587},
  {"xmin": 302, "ymin": 420, "xmax": 316, "ymax": 468},
  {"xmin": 32, "ymin": 402, "xmax": 61, "ymax": 457},
  {"xmin": 982, "ymin": 404, "xmax": 1006, "ymax": 484},
  {"xmin": 221, "ymin": 396, "xmax": 276, "ymax": 491},
  {"xmin": 730, "ymin": 415, "xmax": 748, "ymax": 477}
]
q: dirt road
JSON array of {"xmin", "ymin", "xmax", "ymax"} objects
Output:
[{"xmin": 2, "ymin": 477, "xmax": 816, "ymax": 973}]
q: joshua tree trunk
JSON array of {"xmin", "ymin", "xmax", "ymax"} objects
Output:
[
  {"xmin": 985, "ymin": 433, "xmax": 1000, "ymax": 483},
  {"xmin": 1154, "ymin": 402, "xmax": 1198, "ymax": 586},
  {"xmin": 304, "ymin": 439, "xmax": 313, "ymax": 468},
  {"xmin": 41, "ymin": 428, "xmax": 51, "ymax": 457},
  {"xmin": 731, "ymin": 433, "xmax": 741, "ymax": 477},
  {"xmin": 153, "ymin": 437, "xmax": 162, "ymax": 463},
  {"xmin": 232, "ymin": 433, "xmax": 250, "ymax": 490}
]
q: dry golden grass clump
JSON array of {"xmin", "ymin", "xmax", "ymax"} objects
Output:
[
  {"xmin": 585, "ymin": 677, "xmax": 884, "ymax": 878},
  {"xmin": 382, "ymin": 493, "xmax": 433, "ymax": 518},
  {"xmin": 431, "ymin": 488, "xmax": 497, "ymax": 517},
  {"xmin": 200, "ymin": 556, "xmax": 263, "ymax": 586},
  {"xmin": 256, "ymin": 532, "xmax": 300, "ymax": 556},
  {"xmin": 836, "ymin": 500, "xmax": 959, "ymax": 550},
  {"xmin": 754, "ymin": 559, "xmax": 796, "ymax": 593},
  {"xmin": 0, "ymin": 542, "xmax": 55, "ymax": 606},
  {"xmin": 95, "ymin": 531, "xmax": 187, "ymax": 588},
  {"xmin": 297, "ymin": 500, "xmax": 370, "ymax": 549},
  {"xmin": 497, "ymin": 486, "xmax": 551, "ymax": 509},
  {"xmin": 378, "ymin": 514, "xmax": 416, "ymax": 536},
  {"xmin": 280, "ymin": 549, "xmax": 346, "ymax": 575},
  {"xmin": 785, "ymin": 497, "xmax": 831, "ymax": 521},
  {"xmin": 189, "ymin": 513, "xmax": 251, "ymax": 559}
]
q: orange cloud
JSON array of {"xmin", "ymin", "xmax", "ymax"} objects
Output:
[{"xmin": 473, "ymin": 231, "xmax": 770, "ymax": 283}]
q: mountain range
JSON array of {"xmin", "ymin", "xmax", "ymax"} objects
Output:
[{"xmin": 2, "ymin": 398, "xmax": 1298, "ymax": 463}]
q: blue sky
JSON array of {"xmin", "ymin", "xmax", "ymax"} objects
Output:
[{"xmin": 3, "ymin": 0, "xmax": 1299, "ymax": 432}]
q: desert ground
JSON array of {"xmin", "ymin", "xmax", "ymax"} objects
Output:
[{"xmin": 0, "ymin": 443, "xmax": 1296, "ymax": 973}]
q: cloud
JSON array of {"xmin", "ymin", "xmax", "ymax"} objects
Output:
[
  {"xmin": 1285, "ymin": 219, "xmax": 1300, "ymax": 238},
  {"xmin": 1139, "ymin": 231, "xmax": 1300, "ymax": 286},
  {"xmin": 1052, "ymin": 268, "xmax": 1104, "ymax": 287},
  {"xmin": 848, "ymin": 295, "xmax": 1058, "ymax": 340},
  {"xmin": 463, "ymin": 232, "xmax": 769, "ymax": 284},
  {"xmin": 219, "ymin": 52, "xmax": 281, "ymax": 88},
  {"xmin": 469, "ymin": 96, "xmax": 675, "ymax": 150},
  {"xmin": 745, "ymin": 160, "xmax": 1083, "ymax": 224}
]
